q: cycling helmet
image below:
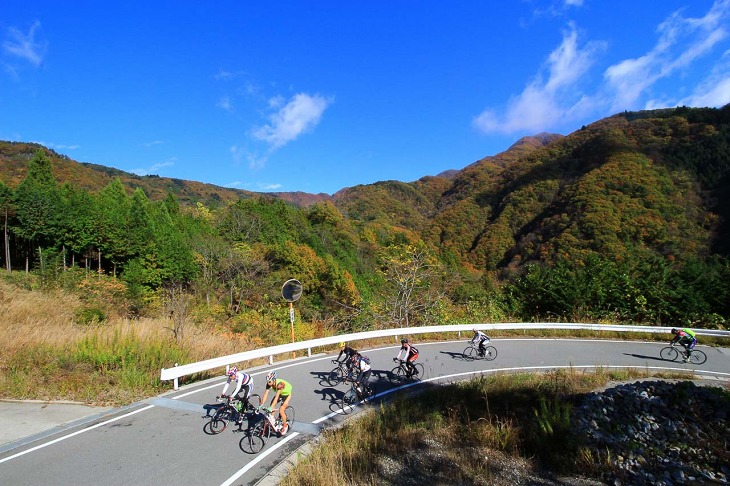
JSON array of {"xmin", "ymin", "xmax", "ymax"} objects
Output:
[
  {"xmin": 340, "ymin": 341, "xmax": 346, "ymax": 348},
  {"xmin": 227, "ymin": 366, "xmax": 238, "ymax": 377},
  {"xmin": 401, "ymin": 338, "xmax": 408, "ymax": 344},
  {"xmin": 266, "ymin": 370, "xmax": 277, "ymax": 382},
  {"xmin": 671, "ymin": 328, "xmax": 679, "ymax": 334}
]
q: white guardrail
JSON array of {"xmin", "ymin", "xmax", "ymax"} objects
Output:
[{"xmin": 160, "ymin": 322, "xmax": 730, "ymax": 389}]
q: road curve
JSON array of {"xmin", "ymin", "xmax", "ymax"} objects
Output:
[{"xmin": 1, "ymin": 338, "xmax": 728, "ymax": 486}]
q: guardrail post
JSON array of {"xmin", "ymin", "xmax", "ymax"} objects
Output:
[
  {"xmin": 269, "ymin": 355, "xmax": 274, "ymax": 365},
  {"xmin": 307, "ymin": 347, "xmax": 312, "ymax": 357},
  {"xmin": 173, "ymin": 363, "xmax": 179, "ymax": 390}
]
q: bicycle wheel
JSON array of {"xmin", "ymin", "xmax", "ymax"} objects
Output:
[
  {"xmin": 689, "ymin": 350, "xmax": 707, "ymax": 365},
  {"xmin": 282, "ymin": 405, "xmax": 295, "ymax": 426},
  {"xmin": 203, "ymin": 418, "xmax": 226, "ymax": 435},
  {"xmin": 484, "ymin": 346, "xmax": 498, "ymax": 361},
  {"xmin": 210, "ymin": 405, "xmax": 236, "ymax": 433},
  {"xmin": 240, "ymin": 421, "xmax": 266, "ymax": 454},
  {"xmin": 326, "ymin": 366, "xmax": 345, "ymax": 386},
  {"xmin": 411, "ymin": 363, "xmax": 424, "ymax": 381},
  {"xmin": 340, "ymin": 388, "xmax": 358, "ymax": 413},
  {"xmin": 389, "ymin": 365, "xmax": 406, "ymax": 385},
  {"xmin": 660, "ymin": 346, "xmax": 679, "ymax": 361},
  {"xmin": 463, "ymin": 345, "xmax": 478, "ymax": 361},
  {"xmin": 244, "ymin": 394, "xmax": 261, "ymax": 413}
]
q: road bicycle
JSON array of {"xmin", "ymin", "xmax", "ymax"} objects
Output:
[
  {"xmin": 206, "ymin": 393, "xmax": 261, "ymax": 435},
  {"xmin": 388, "ymin": 358, "xmax": 424, "ymax": 385},
  {"xmin": 659, "ymin": 343, "xmax": 707, "ymax": 365},
  {"xmin": 327, "ymin": 359, "xmax": 356, "ymax": 386},
  {"xmin": 339, "ymin": 380, "xmax": 376, "ymax": 413},
  {"xmin": 239, "ymin": 404, "xmax": 296, "ymax": 454},
  {"xmin": 462, "ymin": 341, "xmax": 497, "ymax": 361}
]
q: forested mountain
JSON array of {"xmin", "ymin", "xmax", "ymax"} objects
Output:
[{"xmin": 1, "ymin": 105, "xmax": 729, "ymax": 332}]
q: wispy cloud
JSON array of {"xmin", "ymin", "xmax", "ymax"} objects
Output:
[
  {"xmin": 130, "ymin": 158, "xmax": 176, "ymax": 176},
  {"xmin": 252, "ymin": 93, "xmax": 333, "ymax": 150},
  {"xmin": 605, "ymin": 0, "xmax": 730, "ymax": 112},
  {"xmin": 217, "ymin": 96, "xmax": 232, "ymax": 112},
  {"xmin": 3, "ymin": 21, "xmax": 46, "ymax": 67},
  {"xmin": 31, "ymin": 141, "xmax": 80, "ymax": 151},
  {"xmin": 475, "ymin": 0, "xmax": 730, "ymax": 135},
  {"xmin": 224, "ymin": 180, "xmax": 282, "ymax": 192},
  {"xmin": 473, "ymin": 23, "xmax": 602, "ymax": 134},
  {"xmin": 676, "ymin": 49, "xmax": 730, "ymax": 107},
  {"xmin": 143, "ymin": 140, "xmax": 164, "ymax": 147}
]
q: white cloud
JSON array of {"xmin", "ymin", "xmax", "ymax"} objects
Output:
[
  {"xmin": 223, "ymin": 180, "xmax": 282, "ymax": 192},
  {"xmin": 130, "ymin": 158, "xmax": 176, "ymax": 176},
  {"xmin": 258, "ymin": 182, "xmax": 283, "ymax": 191},
  {"xmin": 3, "ymin": 21, "xmax": 45, "ymax": 67},
  {"xmin": 475, "ymin": 1, "xmax": 730, "ymax": 136},
  {"xmin": 252, "ymin": 93, "xmax": 333, "ymax": 150},
  {"xmin": 217, "ymin": 96, "xmax": 232, "ymax": 112},
  {"xmin": 677, "ymin": 49, "xmax": 730, "ymax": 107},
  {"xmin": 473, "ymin": 24, "xmax": 601, "ymax": 134},
  {"xmin": 31, "ymin": 141, "xmax": 80, "ymax": 151},
  {"xmin": 604, "ymin": 0, "xmax": 730, "ymax": 111},
  {"xmin": 247, "ymin": 153, "xmax": 268, "ymax": 170}
]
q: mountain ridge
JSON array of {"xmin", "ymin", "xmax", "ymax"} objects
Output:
[{"xmin": 0, "ymin": 133, "xmax": 561, "ymax": 209}]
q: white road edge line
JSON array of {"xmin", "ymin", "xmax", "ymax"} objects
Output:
[
  {"xmin": 219, "ymin": 432, "xmax": 300, "ymax": 486},
  {"xmin": 0, "ymin": 405, "xmax": 155, "ymax": 465}
]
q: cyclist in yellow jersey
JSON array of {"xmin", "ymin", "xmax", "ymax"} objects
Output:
[{"xmin": 260, "ymin": 370, "xmax": 292, "ymax": 435}]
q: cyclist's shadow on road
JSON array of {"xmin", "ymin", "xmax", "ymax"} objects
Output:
[
  {"xmin": 310, "ymin": 370, "xmax": 334, "ymax": 387},
  {"xmin": 623, "ymin": 353, "xmax": 671, "ymax": 363},
  {"xmin": 309, "ymin": 371, "xmax": 346, "ymax": 406},
  {"xmin": 439, "ymin": 350, "xmax": 467, "ymax": 360},
  {"xmin": 202, "ymin": 402, "xmax": 224, "ymax": 418}
]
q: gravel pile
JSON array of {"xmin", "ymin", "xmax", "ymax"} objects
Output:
[{"xmin": 572, "ymin": 380, "xmax": 730, "ymax": 485}]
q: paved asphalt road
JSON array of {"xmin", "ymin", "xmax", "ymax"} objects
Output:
[{"xmin": 1, "ymin": 338, "xmax": 729, "ymax": 486}]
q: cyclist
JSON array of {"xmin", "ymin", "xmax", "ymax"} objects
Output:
[
  {"xmin": 260, "ymin": 371, "xmax": 292, "ymax": 436},
  {"xmin": 670, "ymin": 328, "xmax": 697, "ymax": 362},
  {"xmin": 351, "ymin": 352, "xmax": 372, "ymax": 394},
  {"xmin": 334, "ymin": 342, "xmax": 357, "ymax": 364},
  {"xmin": 333, "ymin": 341, "xmax": 358, "ymax": 381},
  {"xmin": 217, "ymin": 366, "xmax": 254, "ymax": 425},
  {"xmin": 471, "ymin": 328, "xmax": 491, "ymax": 357},
  {"xmin": 394, "ymin": 338, "xmax": 419, "ymax": 377}
]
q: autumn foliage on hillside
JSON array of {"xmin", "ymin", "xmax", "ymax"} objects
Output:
[{"xmin": 1, "ymin": 105, "xmax": 729, "ymax": 332}]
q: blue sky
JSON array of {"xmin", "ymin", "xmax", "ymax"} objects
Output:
[{"xmin": 2, "ymin": 1, "xmax": 730, "ymax": 195}]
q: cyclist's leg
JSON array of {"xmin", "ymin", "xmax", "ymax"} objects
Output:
[
  {"xmin": 362, "ymin": 369, "xmax": 372, "ymax": 392},
  {"xmin": 279, "ymin": 394, "xmax": 291, "ymax": 425},
  {"xmin": 689, "ymin": 338, "xmax": 696, "ymax": 353},
  {"xmin": 279, "ymin": 394, "xmax": 291, "ymax": 434}
]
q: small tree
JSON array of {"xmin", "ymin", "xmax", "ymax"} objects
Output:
[
  {"xmin": 163, "ymin": 282, "xmax": 190, "ymax": 342},
  {"xmin": 378, "ymin": 242, "xmax": 446, "ymax": 327}
]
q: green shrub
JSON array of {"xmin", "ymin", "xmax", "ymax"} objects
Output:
[{"xmin": 74, "ymin": 306, "xmax": 106, "ymax": 325}]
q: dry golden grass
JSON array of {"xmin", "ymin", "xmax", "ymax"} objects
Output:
[
  {"xmin": 0, "ymin": 281, "xmax": 83, "ymax": 352},
  {"xmin": 0, "ymin": 279, "xmax": 278, "ymax": 404}
]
